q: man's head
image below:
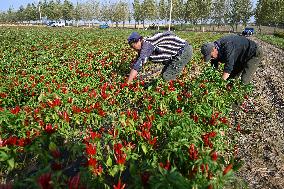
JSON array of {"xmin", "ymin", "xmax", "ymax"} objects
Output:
[
  {"xmin": 128, "ymin": 32, "xmax": 143, "ymax": 51},
  {"xmin": 201, "ymin": 42, "xmax": 218, "ymax": 62}
]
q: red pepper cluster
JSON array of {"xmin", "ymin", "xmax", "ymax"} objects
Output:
[
  {"xmin": 10, "ymin": 106, "xmax": 21, "ymax": 114},
  {"xmin": 113, "ymin": 143, "xmax": 127, "ymax": 165},
  {"xmin": 201, "ymin": 131, "xmax": 217, "ymax": 148},
  {"xmin": 188, "ymin": 144, "xmax": 199, "ymax": 160},
  {"xmin": 159, "ymin": 160, "xmax": 171, "ymax": 170},
  {"xmin": 1, "ymin": 135, "xmax": 31, "ymax": 147},
  {"xmin": 126, "ymin": 109, "xmax": 139, "ymax": 120},
  {"xmin": 47, "ymin": 98, "xmax": 61, "ymax": 108},
  {"xmin": 100, "ymin": 82, "xmax": 109, "ymax": 99}
]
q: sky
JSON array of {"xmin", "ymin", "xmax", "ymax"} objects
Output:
[
  {"xmin": 0, "ymin": 0, "xmax": 87, "ymax": 11},
  {"xmin": 0, "ymin": 0, "xmax": 257, "ymax": 11}
]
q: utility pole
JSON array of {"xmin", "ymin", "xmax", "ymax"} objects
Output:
[
  {"xmin": 38, "ymin": 0, "xmax": 42, "ymax": 24},
  {"xmin": 168, "ymin": 0, "xmax": 173, "ymax": 31}
]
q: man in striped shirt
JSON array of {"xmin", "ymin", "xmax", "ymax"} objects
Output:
[{"xmin": 127, "ymin": 31, "xmax": 193, "ymax": 84}]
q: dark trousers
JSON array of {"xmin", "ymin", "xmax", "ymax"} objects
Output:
[
  {"xmin": 229, "ymin": 45, "xmax": 263, "ymax": 84},
  {"xmin": 161, "ymin": 44, "xmax": 193, "ymax": 81}
]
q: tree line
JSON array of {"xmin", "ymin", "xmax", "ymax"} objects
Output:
[{"xmin": 0, "ymin": 0, "xmax": 283, "ymax": 30}]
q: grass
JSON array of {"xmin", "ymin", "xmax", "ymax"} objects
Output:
[{"xmin": 257, "ymin": 34, "xmax": 284, "ymax": 49}]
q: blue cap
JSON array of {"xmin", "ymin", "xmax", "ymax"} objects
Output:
[
  {"xmin": 127, "ymin": 32, "xmax": 141, "ymax": 44},
  {"xmin": 201, "ymin": 42, "xmax": 215, "ymax": 62}
]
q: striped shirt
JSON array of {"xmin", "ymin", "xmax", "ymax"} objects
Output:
[{"xmin": 132, "ymin": 31, "xmax": 188, "ymax": 71}]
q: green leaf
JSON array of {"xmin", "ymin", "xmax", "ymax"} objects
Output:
[
  {"xmin": 0, "ymin": 151, "xmax": 9, "ymax": 161},
  {"xmin": 109, "ymin": 165, "xmax": 119, "ymax": 177},
  {"xmin": 106, "ymin": 156, "xmax": 112, "ymax": 167},
  {"xmin": 49, "ymin": 142, "xmax": 57, "ymax": 151},
  {"xmin": 7, "ymin": 158, "xmax": 15, "ymax": 169},
  {"xmin": 141, "ymin": 144, "xmax": 148, "ymax": 154}
]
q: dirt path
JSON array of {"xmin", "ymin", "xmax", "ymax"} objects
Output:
[{"xmin": 235, "ymin": 37, "xmax": 284, "ymax": 189}]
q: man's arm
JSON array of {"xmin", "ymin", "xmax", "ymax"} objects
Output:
[
  {"xmin": 127, "ymin": 69, "xmax": 138, "ymax": 84},
  {"xmin": 127, "ymin": 42, "xmax": 154, "ymax": 84},
  {"xmin": 222, "ymin": 42, "xmax": 236, "ymax": 80}
]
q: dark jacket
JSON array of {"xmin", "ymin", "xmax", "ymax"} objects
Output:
[{"xmin": 213, "ymin": 35, "xmax": 257, "ymax": 74}]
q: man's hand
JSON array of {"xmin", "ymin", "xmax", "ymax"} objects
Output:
[
  {"xmin": 127, "ymin": 69, "xmax": 138, "ymax": 84},
  {"xmin": 222, "ymin": 72, "xmax": 230, "ymax": 80}
]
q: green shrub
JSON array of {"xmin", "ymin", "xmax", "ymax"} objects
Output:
[{"xmin": 274, "ymin": 31, "xmax": 284, "ymax": 39}]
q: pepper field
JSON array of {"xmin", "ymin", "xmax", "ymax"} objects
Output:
[{"xmin": 0, "ymin": 27, "xmax": 251, "ymax": 188}]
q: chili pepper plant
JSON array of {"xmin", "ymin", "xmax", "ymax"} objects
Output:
[{"xmin": 0, "ymin": 27, "xmax": 251, "ymax": 189}]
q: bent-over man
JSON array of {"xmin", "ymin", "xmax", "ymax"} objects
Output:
[
  {"xmin": 201, "ymin": 34, "xmax": 263, "ymax": 84},
  {"xmin": 127, "ymin": 31, "xmax": 193, "ymax": 84}
]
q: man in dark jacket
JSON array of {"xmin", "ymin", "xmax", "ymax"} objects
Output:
[
  {"xmin": 201, "ymin": 35, "xmax": 263, "ymax": 84},
  {"xmin": 127, "ymin": 31, "xmax": 193, "ymax": 84}
]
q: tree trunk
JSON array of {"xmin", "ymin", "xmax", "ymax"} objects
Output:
[
  {"xmin": 123, "ymin": 21, "xmax": 125, "ymax": 28},
  {"xmin": 135, "ymin": 21, "xmax": 137, "ymax": 29},
  {"xmin": 230, "ymin": 24, "xmax": 234, "ymax": 33},
  {"xmin": 258, "ymin": 25, "xmax": 262, "ymax": 35},
  {"xmin": 116, "ymin": 22, "xmax": 118, "ymax": 28}
]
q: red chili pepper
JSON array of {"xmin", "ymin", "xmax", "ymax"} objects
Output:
[
  {"xmin": 223, "ymin": 163, "xmax": 233, "ymax": 175},
  {"xmin": 86, "ymin": 143, "xmax": 96, "ymax": 156},
  {"xmin": 176, "ymin": 108, "xmax": 182, "ymax": 114},
  {"xmin": 44, "ymin": 123, "xmax": 56, "ymax": 134},
  {"xmin": 68, "ymin": 174, "xmax": 81, "ymax": 189},
  {"xmin": 37, "ymin": 172, "xmax": 52, "ymax": 189},
  {"xmin": 88, "ymin": 157, "xmax": 97, "ymax": 167},
  {"xmin": 50, "ymin": 149, "xmax": 61, "ymax": 159},
  {"xmin": 149, "ymin": 137, "xmax": 157, "ymax": 146},
  {"xmin": 63, "ymin": 111, "xmax": 70, "ymax": 122},
  {"xmin": 10, "ymin": 106, "xmax": 20, "ymax": 114},
  {"xmin": 141, "ymin": 171, "xmax": 150, "ymax": 185},
  {"xmin": 67, "ymin": 97, "xmax": 73, "ymax": 103},
  {"xmin": 211, "ymin": 151, "xmax": 218, "ymax": 161},
  {"xmin": 236, "ymin": 123, "xmax": 241, "ymax": 132},
  {"xmin": 113, "ymin": 179, "xmax": 126, "ymax": 189},
  {"xmin": 188, "ymin": 144, "xmax": 198, "ymax": 160}
]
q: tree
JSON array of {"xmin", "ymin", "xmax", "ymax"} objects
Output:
[
  {"xmin": 86, "ymin": 0, "xmax": 100, "ymax": 23},
  {"xmin": 109, "ymin": 1, "xmax": 130, "ymax": 27},
  {"xmin": 119, "ymin": 1, "xmax": 130, "ymax": 28},
  {"xmin": 24, "ymin": 3, "xmax": 37, "ymax": 22},
  {"xmin": 99, "ymin": 2, "xmax": 111, "ymax": 24},
  {"xmin": 196, "ymin": 0, "xmax": 212, "ymax": 28},
  {"xmin": 142, "ymin": 0, "xmax": 157, "ymax": 24},
  {"xmin": 16, "ymin": 5, "xmax": 25, "ymax": 23},
  {"xmin": 6, "ymin": 7, "xmax": 17, "ymax": 23},
  {"xmin": 255, "ymin": 0, "xmax": 284, "ymax": 32},
  {"xmin": 133, "ymin": 0, "xmax": 142, "ymax": 28},
  {"xmin": 211, "ymin": 0, "xmax": 226, "ymax": 27},
  {"xmin": 40, "ymin": 0, "xmax": 49, "ymax": 18},
  {"xmin": 225, "ymin": 0, "xmax": 253, "ymax": 31},
  {"xmin": 46, "ymin": 0, "xmax": 63, "ymax": 20},
  {"xmin": 171, "ymin": 0, "xmax": 185, "ymax": 24},
  {"xmin": 184, "ymin": 0, "xmax": 199, "ymax": 25},
  {"xmin": 158, "ymin": 0, "xmax": 168, "ymax": 24},
  {"xmin": 74, "ymin": 1, "xmax": 83, "ymax": 24},
  {"xmin": 62, "ymin": 0, "xmax": 74, "ymax": 24},
  {"xmin": 0, "ymin": 11, "xmax": 6, "ymax": 23},
  {"xmin": 239, "ymin": 0, "xmax": 253, "ymax": 27}
]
